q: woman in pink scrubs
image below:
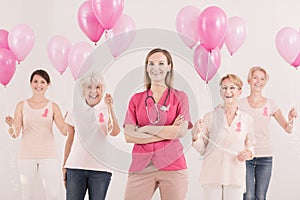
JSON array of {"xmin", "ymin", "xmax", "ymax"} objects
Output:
[{"xmin": 123, "ymin": 48, "xmax": 193, "ymax": 200}]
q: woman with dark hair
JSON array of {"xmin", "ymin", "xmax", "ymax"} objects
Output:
[
  {"xmin": 5, "ymin": 69, "xmax": 67, "ymax": 200},
  {"xmin": 123, "ymin": 48, "xmax": 193, "ymax": 200}
]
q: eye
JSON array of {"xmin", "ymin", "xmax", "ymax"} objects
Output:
[
  {"xmin": 159, "ymin": 62, "xmax": 165, "ymax": 65},
  {"xmin": 148, "ymin": 62, "xmax": 154, "ymax": 66}
]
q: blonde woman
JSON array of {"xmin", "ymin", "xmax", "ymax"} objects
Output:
[{"xmin": 238, "ymin": 66, "xmax": 297, "ymax": 200}]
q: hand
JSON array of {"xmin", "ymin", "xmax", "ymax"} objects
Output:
[
  {"xmin": 173, "ymin": 114, "xmax": 184, "ymax": 126},
  {"xmin": 237, "ymin": 149, "xmax": 252, "ymax": 162},
  {"xmin": 192, "ymin": 119, "xmax": 204, "ymax": 141},
  {"xmin": 288, "ymin": 107, "xmax": 297, "ymax": 122},
  {"xmin": 5, "ymin": 116, "xmax": 13, "ymax": 126},
  {"xmin": 62, "ymin": 167, "xmax": 67, "ymax": 188},
  {"xmin": 105, "ymin": 93, "xmax": 113, "ymax": 106}
]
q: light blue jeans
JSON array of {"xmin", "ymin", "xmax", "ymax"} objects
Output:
[
  {"xmin": 243, "ymin": 157, "xmax": 273, "ymax": 200},
  {"xmin": 66, "ymin": 169, "xmax": 112, "ymax": 200}
]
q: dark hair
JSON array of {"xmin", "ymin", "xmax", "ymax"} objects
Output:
[
  {"xmin": 144, "ymin": 48, "xmax": 174, "ymax": 89},
  {"xmin": 30, "ymin": 69, "xmax": 51, "ymax": 84}
]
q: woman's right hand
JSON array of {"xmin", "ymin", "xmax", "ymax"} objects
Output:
[
  {"xmin": 192, "ymin": 119, "xmax": 204, "ymax": 142},
  {"xmin": 5, "ymin": 116, "xmax": 13, "ymax": 126}
]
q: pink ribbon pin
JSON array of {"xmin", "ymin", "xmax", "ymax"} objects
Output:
[
  {"xmin": 236, "ymin": 122, "xmax": 241, "ymax": 132},
  {"xmin": 98, "ymin": 112, "xmax": 104, "ymax": 123},
  {"xmin": 263, "ymin": 107, "xmax": 268, "ymax": 117},
  {"xmin": 42, "ymin": 109, "xmax": 48, "ymax": 118}
]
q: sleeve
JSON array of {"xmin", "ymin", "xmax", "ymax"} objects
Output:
[
  {"xmin": 65, "ymin": 108, "xmax": 75, "ymax": 127},
  {"xmin": 123, "ymin": 95, "xmax": 138, "ymax": 127},
  {"xmin": 244, "ymin": 114, "xmax": 255, "ymax": 158},
  {"xmin": 177, "ymin": 91, "xmax": 193, "ymax": 129},
  {"xmin": 269, "ymin": 99, "xmax": 279, "ymax": 115}
]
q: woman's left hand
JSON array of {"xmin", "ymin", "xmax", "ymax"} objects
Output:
[
  {"xmin": 237, "ymin": 149, "xmax": 252, "ymax": 162},
  {"xmin": 173, "ymin": 114, "xmax": 184, "ymax": 126},
  {"xmin": 105, "ymin": 93, "xmax": 113, "ymax": 106}
]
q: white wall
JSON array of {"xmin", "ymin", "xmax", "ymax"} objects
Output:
[{"xmin": 1, "ymin": 0, "xmax": 300, "ymax": 199}]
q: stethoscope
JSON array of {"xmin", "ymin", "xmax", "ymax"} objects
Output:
[{"xmin": 145, "ymin": 88, "xmax": 170, "ymax": 124}]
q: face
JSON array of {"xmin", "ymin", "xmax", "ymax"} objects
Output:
[
  {"xmin": 83, "ymin": 83, "xmax": 103, "ymax": 107},
  {"xmin": 146, "ymin": 52, "xmax": 171, "ymax": 86},
  {"xmin": 30, "ymin": 74, "xmax": 49, "ymax": 95},
  {"xmin": 220, "ymin": 78, "xmax": 241, "ymax": 104},
  {"xmin": 248, "ymin": 70, "xmax": 266, "ymax": 92}
]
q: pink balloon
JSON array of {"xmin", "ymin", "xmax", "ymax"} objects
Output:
[
  {"xmin": 176, "ymin": 6, "xmax": 201, "ymax": 48},
  {"xmin": 0, "ymin": 49, "xmax": 16, "ymax": 87},
  {"xmin": 91, "ymin": 0, "xmax": 124, "ymax": 30},
  {"xmin": 198, "ymin": 6, "xmax": 228, "ymax": 51},
  {"xmin": 68, "ymin": 42, "xmax": 93, "ymax": 80},
  {"xmin": 47, "ymin": 35, "xmax": 71, "ymax": 74},
  {"xmin": 8, "ymin": 24, "xmax": 35, "ymax": 63},
  {"xmin": 275, "ymin": 27, "xmax": 300, "ymax": 64},
  {"xmin": 291, "ymin": 52, "xmax": 300, "ymax": 68},
  {"xmin": 106, "ymin": 14, "xmax": 135, "ymax": 58},
  {"xmin": 0, "ymin": 29, "xmax": 9, "ymax": 49},
  {"xmin": 225, "ymin": 16, "xmax": 247, "ymax": 56},
  {"xmin": 78, "ymin": 1, "xmax": 105, "ymax": 44},
  {"xmin": 193, "ymin": 44, "xmax": 221, "ymax": 83}
]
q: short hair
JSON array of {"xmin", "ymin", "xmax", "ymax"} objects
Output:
[
  {"xmin": 219, "ymin": 74, "xmax": 243, "ymax": 89},
  {"xmin": 144, "ymin": 48, "xmax": 174, "ymax": 89},
  {"xmin": 30, "ymin": 69, "xmax": 51, "ymax": 84},
  {"xmin": 79, "ymin": 72, "xmax": 106, "ymax": 96},
  {"xmin": 247, "ymin": 66, "xmax": 269, "ymax": 83}
]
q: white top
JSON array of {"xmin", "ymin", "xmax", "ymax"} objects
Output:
[
  {"xmin": 65, "ymin": 99, "xmax": 112, "ymax": 172},
  {"xmin": 238, "ymin": 98, "xmax": 279, "ymax": 157},
  {"xmin": 193, "ymin": 105, "xmax": 255, "ymax": 187}
]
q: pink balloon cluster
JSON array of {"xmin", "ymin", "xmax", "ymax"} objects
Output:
[
  {"xmin": 0, "ymin": 24, "xmax": 35, "ymax": 87},
  {"xmin": 47, "ymin": 36, "xmax": 93, "ymax": 80},
  {"xmin": 176, "ymin": 6, "xmax": 248, "ymax": 83},
  {"xmin": 77, "ymin": 0, "xmax": 135, "ymax": 58},
  {"xmin": 275, "ymin": 27, "xmax": 300, "ymax": 69}
]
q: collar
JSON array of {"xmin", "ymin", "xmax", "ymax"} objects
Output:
[{"xmin": 82, "ymin": 98, "xmax": 105, "ymax": 112}]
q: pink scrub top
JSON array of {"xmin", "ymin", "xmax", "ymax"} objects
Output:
[{"xmin": 124, "ymin": 88, "xmax": 193, "ymax": 172}]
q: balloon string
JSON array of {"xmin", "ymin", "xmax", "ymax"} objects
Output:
[{"xmin": 206, "ymin": 51, "xmax": 210, "ymax": 83}]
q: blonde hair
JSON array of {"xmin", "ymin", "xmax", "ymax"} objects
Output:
[
  {"xmin": 219, "ymin": 74, "xmax": 243, "ymax": 89},
  {"xmin": 144, "ymin": 48, "xmax": 174, "ymax": 89},
  {"xmin": 247, "ymin": 66, "xmax": 269, "ymax": 83},
  {"xmin": 79, "ymin": 72, "xmax": 106, "ymax": 96}
]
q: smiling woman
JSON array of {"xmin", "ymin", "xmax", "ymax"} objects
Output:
[
  {"xmin": 192, "ymin": 74, "xmax": 255, "ymax": 200},
  {"xmin": 123, "ymin": 48, "xmax": 193, "ymax": 200},
  {"xmin": 4, "ymin": 69, "xmax": 67, "ymax": 200},
  {"xmin": 63, "ymin": 72, "xmax": 121, "ymax": 200}
]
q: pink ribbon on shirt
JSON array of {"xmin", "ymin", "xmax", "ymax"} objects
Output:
[
  {"xmin": 236, "ymin": 122, "xmax": 241, "ymax": 132},
  {"xmin": 98, "ymin": 112, "xmax": 104, "ymax": 123},
  {"xmin": 42, "ymin": 108, "xmax": 48, "ymax": 118},
  {"xmin": 263, "ymin": 107, "xmax": 268, "ymax": 117}
]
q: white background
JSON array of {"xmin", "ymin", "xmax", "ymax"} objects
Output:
[{"xmin": 1, "ymin": 0, "xmax": 300, "ymax": 199}]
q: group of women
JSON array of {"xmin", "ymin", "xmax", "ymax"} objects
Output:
[{"xmin": 5, "ymin": 48, "xmax": 297, "ymax": 200}]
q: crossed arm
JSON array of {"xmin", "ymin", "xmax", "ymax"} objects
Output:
[{"xmin": 124, "ymin": 114, "xmax": 188, "ymax": 144}]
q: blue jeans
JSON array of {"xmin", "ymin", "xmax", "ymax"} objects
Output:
[
  {"xmin": 243, "ymin": 157, "xmax": 273, "ymax": 200},
  {"xmin": 66, "ymin": 169, "xmax": 112, "ymax": 200}
]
